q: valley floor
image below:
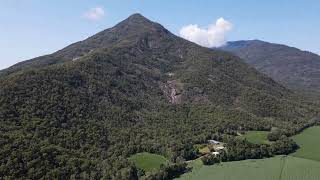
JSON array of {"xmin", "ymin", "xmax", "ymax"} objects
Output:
[
  {"xmin": 177, "ymin": 156, "xmax": 320, "ymax": 180},
  {"xmin": 176, "ymin": 126, "xmax": 320, "ymax": 180}
]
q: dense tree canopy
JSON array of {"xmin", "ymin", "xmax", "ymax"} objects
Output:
[{"xmin": 0, "ymin": 14, "xmax": 319, "ymax": 179}]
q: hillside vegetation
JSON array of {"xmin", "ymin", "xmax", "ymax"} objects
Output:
[
  {"xmin": 221, "ymin": 40, "xmax": 320, "ymax": 98},
  {"xmin": 0, "ymin": 14, "xmax": 319, "ymax": 179},
  {"xmin": 178, "ymin": 126, "xmax": 320, "ymax": 180}
]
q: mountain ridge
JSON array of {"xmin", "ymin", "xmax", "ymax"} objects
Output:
[
  {"xmin": 0, "ymin": 13, "xmax": 173, "ymax": 76},
  {"xmin": 0, "ymin": 14, "xmax": 319, "ymax": 179},
  {"xmin": 220, "ymin": 40, "xmax": 320, "ymax": 98}
]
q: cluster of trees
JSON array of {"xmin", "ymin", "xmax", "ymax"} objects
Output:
[
  {"xmin": 199, "ymin": 135, "xmax": 298, "ymax": 167},
  {"xmin": 225, "ymin": 137, "xmax": 298, "ymax": 161},
  {"xmin": 0, "ymin": 38, "xmax": 318, "ymax": 179},
  {"xmin": 1, "ymin": 102, "xmax": 302, "ymax": 179},
  {"xmin": 268, "ymin": 118, "xmax": 320, "ymax": 141},
  {"xmin": 200, "ymin": 155, "xmax": 221, "ymax": 165},
  {"xmin": 142, "ymin": 163, "xmax": 188, "ymax": 180}
]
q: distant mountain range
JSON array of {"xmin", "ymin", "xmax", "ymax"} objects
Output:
[
  {"xmin": 0, "ymin": 14, "xmax": 318, "ymax": 179},
  {"xmin": 221, "ymin": 40, "xmax": 320, "ymax": 98}
]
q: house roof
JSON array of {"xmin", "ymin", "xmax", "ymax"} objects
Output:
[
  {"xmin": 208, "ymin": 140, "xmax": 220, "ymax": 144},
  {"xmin": 216, "ymin": 146, "xmax": 225, "ymax": 150}
]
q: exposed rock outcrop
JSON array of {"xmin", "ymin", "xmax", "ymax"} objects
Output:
[{"xmin": 160, "ymin": 80, "xmax": 182, "ymax": 104}]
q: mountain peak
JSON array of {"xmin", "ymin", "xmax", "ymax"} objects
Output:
[
  {"xmin": 0, "ymin": 13, "xmax": 173, "ymax": 75},
  {"xmin": 126, "ymin": 13, "xmax": 148, "ymax": 21},
  {"xmin": 114, "ymin": 13, "xmax": 166, "ymax": 32},
  {"xmin": 118, "ymin": 13, "xmax": 152, "ymax": 25}
]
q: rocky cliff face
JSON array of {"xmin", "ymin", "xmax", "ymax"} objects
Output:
[
  {"xmin": 0, "ymin": 14, "xmax": 318, "ymax": 179},
  {"xmin": 160, "ymin": 80, "xmax": 182, "ymax": 104}
]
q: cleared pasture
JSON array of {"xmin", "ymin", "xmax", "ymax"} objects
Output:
[
  {"xmin": 239, "ymin": 131, "xmax": 270, "ymax": 144},
  {"xmin": 291, "ymin": 126, "xmax": 320, "ymax": 161},
  {"xmin": 176, "ymin": 156, "xmax": 320, "ymax": 180},
  {"xmin": 177, "ymin": 126, "xmax": 320, "ymax": 180},
  {"xmin": 129, "ymin": 152, "xmax": 168, "ymax": 172}
]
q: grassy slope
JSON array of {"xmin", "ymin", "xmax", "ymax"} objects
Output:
[
  {"xmin": 177, "ymin": 157, "xmax": 282, "ymax": 180},
  {"xmin": 239, "ymin": 131, "xmax": 270, "ymax": 144},
  {"xmin": 177, "ymin": 156, "xmax": 320, "ymax": 180},
  {"xmin": 129, "ymin": 153, "xmax": 168, "ymax": 172},
  {"xmin": 281, "ymin": 156, "xmax": 320, "ymax": 180},
  {"xmin": 177, "ymin": 127, "xmax": 320, "ymax": 180},
  {"xmin": 291, "ymin": 126, "xmax": 320, "ymax": 161}
]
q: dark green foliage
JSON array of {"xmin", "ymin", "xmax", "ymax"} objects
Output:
[
  {"xmin": 143, "ymin": 163, "xmax": 188, "ymax": 180},
  {"xmin": 137, "ymin": 168, "xmax": 146, "ymax": 177},
  {"xmin": 200, "ymin": 155, "xmax": 220, "ymax": 165},
  {"xmin": 0, "ymin": 14, "xmax": 319, "ymax": 179},
  {"xmin": 221, "ymin": 40, "xmax": 320, "ymax": 99},
  {"xmin": 214, "ymin": 136, "xmax": 297, "ymax": 163},
  {"xmin": 268, "ymin": 130, "xmax": 283, "ymax": 141},
  {"xmin": 270, "ymin": 137, "xmax": 299, "ymax": 155}
]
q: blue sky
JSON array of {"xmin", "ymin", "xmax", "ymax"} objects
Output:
[{"xmin": 1, "ymin": 0, "xmax": 320, "ymax": 70}]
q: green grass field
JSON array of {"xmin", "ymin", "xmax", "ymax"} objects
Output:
[
  {"xmin": 176, "ymin": 126, "xmax": 320, "ymax": 180},
  {"xmin": 177, "ymin": 156, "xmax": 320, "ymax": 180},
  {"xmin": 291, "ymin": 126, "xmax": 320, "ymax": 161},
  {"xmin": 129, "ymin": 152, "xmax": 168, "ymax": 172},
  {"xmin": 239, "ymin": 131, "xmax": 270, "ymax": 144}
]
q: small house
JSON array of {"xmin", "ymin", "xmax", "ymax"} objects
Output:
[
  {"xmin": 211, "ymin": 151, "xmax": 220, "ymax": 157},
  {"xmin": 208, "ymin": 140, "xmax": 220, "ymax": 145},
  {"xmin": 215, "ymin": 146, "xmax": 225, "ymax": 150}
]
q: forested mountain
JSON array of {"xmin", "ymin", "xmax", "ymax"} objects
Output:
[
  {"xmin": 220, "ymin": 40, "xmax": 320, "ymax": 98},
  {"xmin": 0, "ymin": 14, "xmax": 319, "ymax": 179}
]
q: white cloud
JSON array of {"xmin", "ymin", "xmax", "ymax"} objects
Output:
[
  {"xmin": 83, "ymin": 7, "xmax": 105, "ymax": 21},
  {"xmin": 179, "ymin": 18, "xmax": 233, "ymax": 47}
]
